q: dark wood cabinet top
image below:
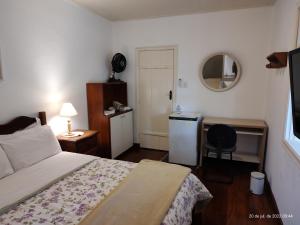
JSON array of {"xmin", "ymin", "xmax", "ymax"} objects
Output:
[{"xmin": 57, "ymin": 130, "xmax": 98, "ymax": 142}]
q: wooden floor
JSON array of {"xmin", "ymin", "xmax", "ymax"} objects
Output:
[
  {"xmin": 116, "ymin": 147, "xmax": 168, "ymax": 162},
  {"xmin": 117, "ymin": 148, "xmax": 282, "ymax": 225}
]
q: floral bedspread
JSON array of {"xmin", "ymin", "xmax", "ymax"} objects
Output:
[{"xmin": 0, "ymin": 158, "xmax": 212, "ymax": 225}]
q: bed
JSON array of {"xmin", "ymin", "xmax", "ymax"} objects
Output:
[{"xmin": 0, "ymin": 112, "xmax": 212, "ymax": 225}]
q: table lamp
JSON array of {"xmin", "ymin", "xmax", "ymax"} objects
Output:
[{"xmin": 60, "ymin": 103, "xmax": 78, "ymax": 137}]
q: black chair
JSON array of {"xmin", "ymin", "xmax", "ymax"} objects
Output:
[{"xmin": 204, "ymin": 124, "xmax": 237, "ymax": 183}]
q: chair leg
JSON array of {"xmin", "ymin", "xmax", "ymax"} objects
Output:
[{"xmin": 203, "ymin": 150, "xmax": 234, "ymax": 184}]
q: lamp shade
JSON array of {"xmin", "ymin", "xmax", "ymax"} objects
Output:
[{"xmin": 60, "ymin": 103, "xmax": 78, "ymax": 117}]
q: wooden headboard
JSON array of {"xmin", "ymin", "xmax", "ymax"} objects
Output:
[{"xmin": 0, "ymin": 112, "xmax": 47, "ymax": 135}]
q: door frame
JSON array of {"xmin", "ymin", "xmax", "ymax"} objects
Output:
[{"xmin": 135, "ymin": 45, "xmax": 178, "ymax": 143}]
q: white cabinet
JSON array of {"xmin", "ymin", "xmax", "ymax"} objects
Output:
[
  {"xmin": 110, "ymin": 115, "xmax": 123, "ymax": 158},
  {"xmin": 110, "ymin": 111, "xmax": 133, "ymax": 158},
  {"xmin": 122, "ymin": 112, "xmax": 134, "ymax": 151}
]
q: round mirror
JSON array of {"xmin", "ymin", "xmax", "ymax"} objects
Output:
[{"xmin": 200, "ymin": 53, "xmax": 241, "ymax": 92}]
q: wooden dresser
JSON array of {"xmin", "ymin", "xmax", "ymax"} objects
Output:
[
  {"xmin": 86, "ymin": 82, "xmax": 133, "ymax": 158},
  {"xmin": 57, "ymin": 130, "xmax": 98, "ymax": 156}
]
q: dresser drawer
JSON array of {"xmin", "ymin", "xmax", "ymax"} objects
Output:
[
  {"xmin": 77, "ymin": 135, "xmax": 97, "ymax": 154},
  {"xmin": 59, "ymin": 141, "xmax": 76, "ymax": 153}
]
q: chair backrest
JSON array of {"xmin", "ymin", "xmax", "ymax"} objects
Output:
[{"xmin": 207, "ymin": 124, "xmax": 237, "ymax": 149}]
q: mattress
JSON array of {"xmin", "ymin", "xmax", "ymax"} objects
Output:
[
  {"xmin": 0, "ymin": 152, "xmax": 212, "ymax": 225},
  {"xmin": 0, "ymin": 152, "xmax": 97, "ymax": 213}
]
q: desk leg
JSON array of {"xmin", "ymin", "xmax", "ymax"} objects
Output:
[
  {"xmin": 199, "ymin": 123, "xmax": 205, "ymax": 167},
  {"xmin": 258, "ymin": 127, "xmax": 268, "ymax": 171}
]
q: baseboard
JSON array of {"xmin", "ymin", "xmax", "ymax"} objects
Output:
[
  {"xmin": 133, "ymin": 143, "xmax": 169, "ymax": 153},
  {"xmin": 265, "ymin": 178, "xmax": 284, "ymax": 225},
  {"xmin": 160, "ymin": 153, "xmax": 169, "ymax": 162},
  {"xmin": 132, "ymin": 143, "xmax": 140, "ymax": 149},
  {"xmin": 133, "ymin": 143, "xmax": 169, "ymax": 162}
]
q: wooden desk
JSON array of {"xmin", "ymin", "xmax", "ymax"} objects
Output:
[{"xmin": 200, "ymin": 117, "xmax": 268, "ymax": 171}]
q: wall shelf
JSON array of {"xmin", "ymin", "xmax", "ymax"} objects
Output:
[{"xmin": 266, "ymin": 52, "xmax": 288, "ymax": 68}]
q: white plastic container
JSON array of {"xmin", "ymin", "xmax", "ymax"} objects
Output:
[{"xmin": 250, "ymin": 172, "xmax": 265, "ymax": 195}]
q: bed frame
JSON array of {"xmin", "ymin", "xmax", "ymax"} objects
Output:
[
  {"xmin": 0, "ymin": 111, "xmax": 206, "ymax": 224},
  {"xmin": 0, "ymin": 111, "xmax": 47, "ymax": 135}
]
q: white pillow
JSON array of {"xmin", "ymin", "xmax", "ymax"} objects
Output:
[
  {"xmin": 0, "ymin": 126, "xmax": 62, "ymax": 171},
  {"xmin": 0, "ymin": 146, "xmax": 14, "ymax": 179},
  {"xmin": 23, "ymin": 117, "xmax": 42, "ymax": 130}
]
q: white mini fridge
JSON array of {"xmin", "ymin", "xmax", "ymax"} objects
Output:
[{"xmin": 169, "ymin": 112, "xmax": 202, "ymax": 166}]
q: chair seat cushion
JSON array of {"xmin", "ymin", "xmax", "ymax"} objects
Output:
[{"xmin": 205, "ymin": 144, "xmax": 236, "ymax": 153}]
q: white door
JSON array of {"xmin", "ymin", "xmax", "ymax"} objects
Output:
[{"xmin": 138, "ymin": 48, "xmax": 176, "ymax": 151}]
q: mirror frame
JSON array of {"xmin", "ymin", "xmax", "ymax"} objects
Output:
[{"xmin": 200, "ymin": 52, "xmax": 241, "ymax": 92}]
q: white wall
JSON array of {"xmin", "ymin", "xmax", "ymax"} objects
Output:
[
  {"xmin": 112, "ymin": 7, "xmax": 272, "ymax": 141},
  {"xmin": 0, "ymin": 0, "xmax": 112, "ymax": 132},
  {"xmin": 265, "ymin": 0, "xmax": 300, "ymax": 224},
  {"xmin": 0, "ymin": 1, "xmax": 299, "ymax": 222}
]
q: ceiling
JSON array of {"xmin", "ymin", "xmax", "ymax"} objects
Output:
[{"xmin": 71, "ymin": 0, "xmax": 276, "ymax": 21}]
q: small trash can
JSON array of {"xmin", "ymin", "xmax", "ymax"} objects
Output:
[{"xmin": 250, "ymin": 171, "xmax": 265, "ymax": 195}]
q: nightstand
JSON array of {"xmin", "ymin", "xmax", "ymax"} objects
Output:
[{"xmin": 57, "ymin": 130, "xmax": 99, "ymax": 156}]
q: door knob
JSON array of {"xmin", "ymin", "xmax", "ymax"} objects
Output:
[{"xmin": 169, "ymin": 90, "xmax": 173, "ymax": 100}]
